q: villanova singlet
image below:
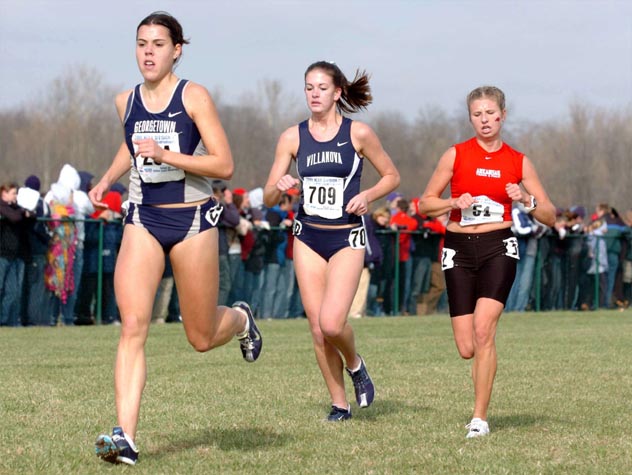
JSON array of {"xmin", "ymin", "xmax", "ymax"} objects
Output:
[
  {"xmin": 295, "ymin": 117, "xmax": 363, "ymax": 226},
  {"xmin": 123, "ymin": 79, "xmax": 213, "ymax": 205}
]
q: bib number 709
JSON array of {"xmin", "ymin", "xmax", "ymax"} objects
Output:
[{"xmin": 308, "ymin": 185, "xmax": 336, "ymax": 205}]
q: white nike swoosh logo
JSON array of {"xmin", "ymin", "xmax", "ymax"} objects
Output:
[
  {"xmin": 337, "ymin": 141, "xmax": 348, "ymax": 147},
  {"xmin": 168, "ymin": 111, "xmax": 183, "ymax": 118},
  {"xmin": 484, "ymin": 156, "xmax": 492, "ymax": 160}
]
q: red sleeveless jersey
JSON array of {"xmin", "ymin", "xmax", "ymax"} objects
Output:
[{"xmin": 449, "ymin": 137, "xmax": 524, "ymax": 223}]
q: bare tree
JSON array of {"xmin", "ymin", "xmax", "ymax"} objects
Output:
[
  {"xmin": 1, "ymin": 68, "xmax": 630, "ymax": 212},
  {"xmin": 219, "ymin": 79, "xmax": 302, "ymax": 191},
  {"xmin": 0, "ymin": 65, "xmax": 121, "ymax": 189}
]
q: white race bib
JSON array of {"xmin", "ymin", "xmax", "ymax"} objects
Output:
[
  {"xmin": 348, "ymin": 227, "xmax": 366, "ymax": 249},
  {"xmin": 503, "ymin": 236, "xmax": 520, "ymax": 259},
  {"xmin": 132, "ymin": 132, "xmax": 185, "ymax": 183},
  {"xmin": 303, "ymin": 176, "xmax": 344, "ymax": 220},
  {"xmin": 441, "ymin": 247, "xmax": 457, "ymax": 270},
  {"xmin": 460, "ymin": 195, "xmax": 504, "ymax": 226}
]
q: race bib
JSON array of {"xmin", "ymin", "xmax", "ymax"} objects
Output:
[
  {"xmin": 460, "ymin": 195, "xmax": 504, "ymax": 226},
  {"xmin": 132, "ymin": 132, "xmax": 185, "ymax": 183},
  {"xmin": 348, "ymin": 227, "xmax": 366, "ymax": 249},
  {"xmin": 503, "ymin": 236, "xmax": 520, "ymax": 260},
  {"xmin": 303, "ymin": 176, "xmax": 344, "ymax": 219},
  {"xmin": 204, "ymin": 202, "xmax": 224, "ymax": 226},
  {"xmin": 293, "ymin": 219, "xmax": 303, "ymax": 236},
  {"xmin": 441, "ymin": 247, "xmax": 457, "ymax": 271}
]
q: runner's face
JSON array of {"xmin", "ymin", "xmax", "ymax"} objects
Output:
[
  {"xmin": 304, "ymin": 70, "xmax": 341, "ymax": 114},
  {"xmin": 136, "ymin": 25, "xmax": 181, "ymax": 81},
  {"xmin": 469, "ymin": 98, "xmax": 505, "ymax": 138}
]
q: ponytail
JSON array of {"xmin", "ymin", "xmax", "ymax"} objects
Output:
[{"xmin": 305, "ymin": 61, "xmax": 373, "ymax": 113}]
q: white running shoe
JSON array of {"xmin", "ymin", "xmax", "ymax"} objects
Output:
[{"xmin": 465, "ymin": 418, "xmax": 490, "ymax": 438}]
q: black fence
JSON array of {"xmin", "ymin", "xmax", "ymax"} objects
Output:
[{"xmin": 1, "ymin": 217, "xmax": 628, "ymax": 326}]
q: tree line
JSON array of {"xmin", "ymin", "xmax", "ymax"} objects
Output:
[{"xmin": 1, "ymin": 66, "xmax": 630, "ymax": 213}]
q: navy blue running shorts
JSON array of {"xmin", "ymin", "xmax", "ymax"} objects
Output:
[
  {"xmin": 293, "ymin": 219, "xmax": 366, "ymax": 261},
  {"xmin": 124, "ymin": 198, "xmax": 222, "ymax": 253}
]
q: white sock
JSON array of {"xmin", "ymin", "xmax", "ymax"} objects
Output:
[
  {"xmin": 349, "ymin": 357, "xmax": 362, "ymax": 373},
  {"xmin": 234, "ymin": 307, "xmax": 249, "ymax": 338}
]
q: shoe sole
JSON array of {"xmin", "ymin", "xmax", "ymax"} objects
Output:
[
  {"xmin": 359, "ymin": 393, "xmax": 370, "ymax": 408},
  {"xmin": 116, "ymin": 454, "xmax": 138, "ymax": 465},
  {"xmin": 351, "ymin": 357, "xmax": 374, "ymax": 408},
  {"xmin": 326, "ymin": 415, "xmax": 352, "ymax": 422},
  {"xmin": 234, "ymin": 301, "xmax": 262, "ymax": 362}
]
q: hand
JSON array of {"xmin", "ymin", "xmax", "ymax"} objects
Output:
[
  {"xmin": 346, "ymin": 192, "xmax": 369, "ymax": 215},
  {"xmin": 505, "ymin": 183, "xmax": 525, "ymax": 203},
  {"xmin": 276, "ymin": 175, "xmax": 300, "ymax": 193},
  {"xmin": 88, "ymin": 181, "xmax": 110, "ymax": 209},
  {"xmin": 133, "ymin": 138, "xmax": 164, "ymax": 164},
  {"xmin": 451, "ymin": 193, "xmax": 474, "ymax": 210}
]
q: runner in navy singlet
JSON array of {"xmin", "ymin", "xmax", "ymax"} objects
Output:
[
  {"xmin": 263, "ymin": 61, "xmax": 400, "ymax": 422},
  {"xmin": 89, "ymin": 12, "xmax": 262, "ymax": 465},
  {"xmin": 419, "ymin": 86, "xmax": 556, "ymax": 439}
]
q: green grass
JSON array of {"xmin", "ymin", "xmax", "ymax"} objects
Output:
[{"xmin": 1, "ymin": 311, "xmax": 631, "ymax": 474}]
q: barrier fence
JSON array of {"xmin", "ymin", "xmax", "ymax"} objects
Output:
[{"xmin": 0, "ymin": 216, "xmax": 626, "ymax": 325}]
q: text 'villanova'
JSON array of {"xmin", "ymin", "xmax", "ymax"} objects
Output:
[{"xmin": 306, "ymin": 151, "xmax": 343, "ymax": 167}]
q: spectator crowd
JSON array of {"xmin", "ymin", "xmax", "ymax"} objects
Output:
[{"xmin": 1, "ymin": 164, "xmax": 631, "ymax": 326}]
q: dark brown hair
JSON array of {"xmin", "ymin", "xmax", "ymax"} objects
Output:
[
  {"xmin": 305, "ymin": 61, "xmax": 372, "ymax": 114},
  {"xmin": 0, "ymin": 181, "xmax": 18, "ymax": 195},
  {"xmin": 233, "ymin": 193, "xmax": 244, "ymax": 210},
  {"xmin": 137, "ymin": 11, "xmax": 190, "ymax": 65}
]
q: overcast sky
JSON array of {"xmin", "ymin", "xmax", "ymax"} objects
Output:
[{"xmin": 1, "ymin": 0, "xmax": 630, "ymax": 123}]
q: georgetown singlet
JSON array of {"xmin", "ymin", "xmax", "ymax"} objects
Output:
[
  {"xmin": 295, "ymin": 117, "xmax": 363, "ymax": 226},
  {"xmin": 123, "ymin": 79, "xmax": 213, "ymax": 205}
]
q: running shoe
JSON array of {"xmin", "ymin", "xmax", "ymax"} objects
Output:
[
  {"xmin": 465, "ymin": 418, "xmax": 490, "ymax": 438},
  {"xmin": 346, "ymin": 355, "xmax": 374, "ymax": 408},
  {"xmin": 327, "ymin": 405, "xmax": 352, "ymax": 422},
  {"xmin": 233, "ymin": 301, "xmax": 262, "ymax": 362},
  {"xmin": 95, "ymin": 426, "xmax": 139, "ymax": 465}
]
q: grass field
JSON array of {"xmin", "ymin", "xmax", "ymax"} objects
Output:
[{"xmin": 1, "ymin": 311, "xmax": 631, "ymax": 474}]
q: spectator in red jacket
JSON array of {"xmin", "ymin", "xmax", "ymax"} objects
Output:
[{"xmin": 390, "ymin": 198, "xmax": 418, "ymax": 315}]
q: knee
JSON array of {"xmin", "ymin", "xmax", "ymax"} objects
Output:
[
  {"xmin": 119, "ymin": 315, "xmax": 149, "ymax": 343},
  {"xmin": 319, "ymin": 320, "xmax": 344, "ymax": 340},
  {"xmin": 185, "ymin": 326, "xmax": 220, "ymax": 353},
  {"xmin": 188, "ymin": 336, "xmax": 217, "ymax": 353},
  {"xmin": 307, "ymin": 322, "xmax": 326, "ymax": 348},
  {"xmin": 473, "ymin": 327, "xmax": 494, "ymax": 350},
  {"xmin": 457, "ymin": 346, "xmax": 475, "ymax": 360}
]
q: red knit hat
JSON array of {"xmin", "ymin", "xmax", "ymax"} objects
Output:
[{"xmin": 102, "ymin": 191, "xmax": 122, "ymax": 214}]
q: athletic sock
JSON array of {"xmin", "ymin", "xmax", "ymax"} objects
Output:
[
  {"xmin": 348, "ymin": 357, "xmax": 362, "ymax": 373},
  {"xmin": 234, "ymin": 307, "xmax": 250, "ymax": 338}
]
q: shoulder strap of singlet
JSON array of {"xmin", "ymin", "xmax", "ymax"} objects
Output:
[
  {"xmin": 296, "ymin": 120, "xmax": 309, "ymax": 166},
  {"xmin": 174, "ymin": 79, "xmax": 188, "ymax": 106},
  {"xmin": 340, "ymin": 116, "xmax": 352, "ymax": 134},
  {"xmin": 122, "ymin": 85, "xmax": 139, "ymax": 124}
]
